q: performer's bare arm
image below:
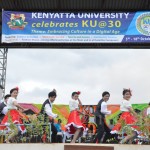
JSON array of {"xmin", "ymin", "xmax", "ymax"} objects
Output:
[
  {"xmin": 78, "ymin": 98, "xmax": 82, "ymax": 106},
  {"xmin": 76, "ymin": 108, "xmax": 85, "ymax": 115},
  {"xmin": 13, "ymin": 101, "xmax": 27, "ymax": 112},
  {"xmin": 128, "ymin": 107, "xmax": 137, "ymax": 117}
]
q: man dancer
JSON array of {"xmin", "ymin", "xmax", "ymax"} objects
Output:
[
  {"xmin": 40, "ymin": 89, "xmax": 58, "ymax": 143},
  {"xmin": 94, "ymin": 91, "xmax": 112, "ymax": 143},
  {"xmin": 0, "ymin": 94, "xmax": 10, "ymax": 122}
]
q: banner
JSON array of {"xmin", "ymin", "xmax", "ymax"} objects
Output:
[
  {"xmin": 23, "ymin": 103, "xmax": 148, "ymax": 131},
  {"xmin": 2, "ymin": 11, "xmax": 150, "ymax": 43}
]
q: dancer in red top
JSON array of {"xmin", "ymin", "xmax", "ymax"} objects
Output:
[
  {"xmin": 111, "ymin": 89, "xmax": 138, "ymax": 144},
  {"xmin": 65, "ymin": 91, "xmax": 85, "ymax": 143}
]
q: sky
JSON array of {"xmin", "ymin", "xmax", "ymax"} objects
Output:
[{"xmin": 4, "ymin": 48, "xmax": 150, "ymax": 105}]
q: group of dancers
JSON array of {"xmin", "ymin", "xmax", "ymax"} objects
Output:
[
  {"xmin": 0, "ymin": 87, "xmax": 150, "ymax": 144},
  {"xmin": 65, "ymin": 89, "xmax": 150, "ymax": 144}
]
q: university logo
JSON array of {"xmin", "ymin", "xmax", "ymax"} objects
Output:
[
  {"xmin": 136, "ymin": 13, "xmax": 150, "ymax": 36},
  {"xmin": 7, "ymin": 14, "xmax": 28, "ymax": 29}
]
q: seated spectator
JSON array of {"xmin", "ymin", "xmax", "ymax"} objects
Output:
[
  {"xmin": 54, "ymin": 119, "xmax": 63, "ymax": 143},
  {"xmin": 55, "ymin": 119, "xmax": 62, "ymax": 132}
]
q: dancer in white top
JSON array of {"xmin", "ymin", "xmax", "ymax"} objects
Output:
[
  {"xmin": 0, "ymin": 87, "xmax": 27, "ymax": 143},
  {"xmin": 147, "ymin": 102, "xmax": 150, "ymax": 116},
  {"xmin": 111, "ymin": 89, "xmax": 138, "ymax": 144},
  {"xmin": 65, "ymin": 91, "xmax": 85, "ymax": 143},
  {"xmin": 94, "ymin": 91, "xmax": 112, "ymax": 143},
  {"xmin": 0, "ymin": 94, "xmax": 11, "ymax": 122}
]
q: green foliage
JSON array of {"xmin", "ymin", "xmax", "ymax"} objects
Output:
[
  {"xmin": 0, "ymin": 111, "xmax": 51, "ymax": 143},
  {"xmin": 23, "ymin": 113, "xmax": 50, "ymax": 143},
  {"xmin": 119, "ymin": 113, "xmax": 150, "ymax": 140}
]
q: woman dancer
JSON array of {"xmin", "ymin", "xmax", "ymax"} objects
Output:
[
  {"xmin": 0, "ymin": 87, "xmax": 28, "ymax": 143},
  {"xmin": 146, "ymin": 102, "xmax": 150, "ymax": 116},
  {"xmin": 65, "ymin": 91, "xmax": 85, "ymax": 143},
  {"xmin": 111, "ymin": 89, "xmax": 138, "ymax": 144}
]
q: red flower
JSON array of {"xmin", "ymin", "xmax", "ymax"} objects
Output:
[
  {"xmin": 77, "ymin": 91, "xmax": 81, "ymax": 95},
  {"xmin": 15, "ymin": 87, "xmax": 19, "ymax": 91}
]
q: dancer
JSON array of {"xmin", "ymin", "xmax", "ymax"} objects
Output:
[
  {"xmin": 94, "ymin": 91, "xmax": 112, "ymax": 143},
  {"xmin": 111, "ymin": 89, "xmax": 138, "ymax": 144},
  {"xmin": 65, "ymin": 91, "xmax": 85, "ymax": 143},
  {"xmin": 40, "ymin": 89, "xmax": 58, "ymax": 143},
  {"xmin": 0, "ymin": 94, "xmax": 11, "ymax": 122},
  {"xmin": 146, "ymin": 102, "xmax": 150, "ymax": 116},
  {"xmin": 0, "ymin": 87, "xmax": 27, "ymax": 143}
]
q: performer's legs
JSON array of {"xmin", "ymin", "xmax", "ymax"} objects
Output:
[
  {"xmin": 71, "ymin": 128, "xmax": 82, "ymax": 143},
  {"xmin": 5, "ymin": 128, "xmax": 19, "ymax": 143},
  {"xmin": 128, "ymin": 133, "xmax": 137, "ymax": 144},
  {"xmin": 56, "ymin": 135, "xmax": 63, "ymax": 143},
  {"xmin": 120, "ymin": 131, "xmax": 137, "ymax": 144},
  {"xmin": 0, "ymin": 114, "xmax": 5, "ymax": 123},
  {"xmin": 93, "ymin": 117, "xmax": 105, "ymax": 143},
  {"xmin": 103, "ymin": 123, "xmax": 111, "ymax": 143},
  {"xmin": 127, "ymin": 131, "xmax": 137, "ymax": 144},
  {"xmin": 51, "ymin": 123, "xmax": 58, "ymax": 143}
]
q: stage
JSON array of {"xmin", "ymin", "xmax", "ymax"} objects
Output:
[{"xmin": 0, "ymin": 143, "xmax": 149, "ymax": 150}]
